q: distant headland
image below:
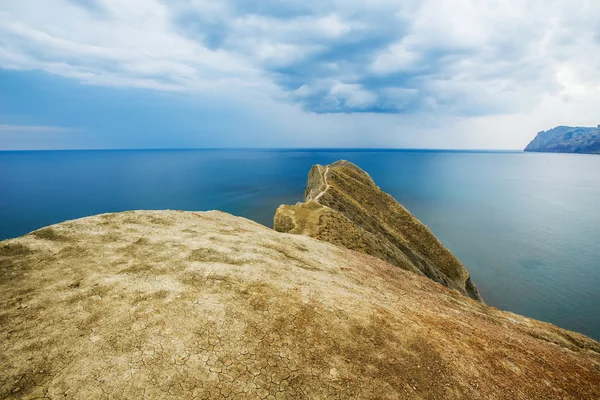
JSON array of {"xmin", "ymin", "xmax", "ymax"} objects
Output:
[{"xmin": 525, "ymin": 125, "xmax": 600, "ymax": 154}]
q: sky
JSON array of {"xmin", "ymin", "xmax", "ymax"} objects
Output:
[{"xmin": 1, "ymin": 0, "xmax": 599, "ymax": 150}]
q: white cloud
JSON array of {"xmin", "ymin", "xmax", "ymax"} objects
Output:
[
  {"xmin": 0, "ymin": 0, "xmax": 263, "ymax": 91},
  {"xmin": 0, "ymin": 124, "xmax": 77, "ymax": 133},
  {"xmin": 330, "ymin": 83, "xmax": 377, "ymax": 110},
  {"xmin": 293, "ymin": 84, "xmax": 312, "ymax": 98},
  {"xmin": 1, "ymin": 0, "xmax": 600, "ymax": 148},
  {"xmin": 371, "ymin": 40, "xmax": 419, "ymax": 74}
]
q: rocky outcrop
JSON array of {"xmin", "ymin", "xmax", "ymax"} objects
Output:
[
  {"xmin": 525, "ymin": 125, "xmax": 600, "ymax": 154},
  {"xmin": 274, "ymin": 160, "xmax": 482, "ymax": 301},
  {"xmin": 1, "ymin": 210, "xmax": 599, "ymax": 399}
]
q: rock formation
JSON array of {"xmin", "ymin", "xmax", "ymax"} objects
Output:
[
  {"xmin": 1, "ymin": 210, "xmax": 599, "ymax": 399},
  {"xmin": 525, "ymin": 125, "xmax": 600, "ymax": 154},
  {"xmin": 274, "ymin": 160, "xmax": 482, "ymax": 301}
]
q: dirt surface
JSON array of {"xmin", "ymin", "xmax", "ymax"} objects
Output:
[
  {"xmin": 1, "ymin": 210, "xmax": 599, "ymax": 399},
  {"xmin": 274, "ymin": 161, "xmax": 481, "ymax": 300}
]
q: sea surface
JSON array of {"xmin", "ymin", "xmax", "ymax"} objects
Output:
[{"xmin": 1, "ymin": 149, "xmax": 599, "ymax": 340}]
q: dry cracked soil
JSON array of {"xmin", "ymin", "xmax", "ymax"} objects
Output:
[{"xmin": 1, "ymin": 210, "xmax": 599, "ymax": 399}]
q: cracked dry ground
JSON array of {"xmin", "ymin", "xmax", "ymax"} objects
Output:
[{"xmin": 1, "ymin": 211, "xmax": 599, "ymax": 399}]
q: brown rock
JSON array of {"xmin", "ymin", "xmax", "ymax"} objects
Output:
[
  {"xmin": 1, "ymin": 210, "xmax": 599, "ymax": 399},
  {"xmin": 274, "ymin": 160, "xmax": 482, "ymax": 300}
]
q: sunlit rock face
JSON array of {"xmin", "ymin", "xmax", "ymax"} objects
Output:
[
  {"xmin": 274, "ymin": 160, "xmax": 482, "ymax": 301},
  {"xmin": 1, "ymin": 210, "xmax": 600, "ymax": 399}
]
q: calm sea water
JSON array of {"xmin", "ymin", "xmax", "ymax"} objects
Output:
[{"xmin": 1, "ymin": 149, "xmax": 599, "ymax": 340}]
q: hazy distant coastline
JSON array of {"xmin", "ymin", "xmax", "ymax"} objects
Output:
[{"xmin": 525, "ymin": 125, "xmax": 600, "ymax": 154}]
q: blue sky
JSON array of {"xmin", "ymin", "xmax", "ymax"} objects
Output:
[{"xmin": 1, "ymin": 0, "xmax": 599, "ymax": 150}]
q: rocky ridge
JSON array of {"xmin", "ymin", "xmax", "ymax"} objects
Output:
[
  {"xmin": 1, "ymin": 210, "xmax": 599, "ymax": 399},
  {"xmin": 274, "ymin": 160, "xmax": 481, "ymax": 301},
  {"xmin": 525, "ymin": 125, "xmax": 600, "ymax": 154}
]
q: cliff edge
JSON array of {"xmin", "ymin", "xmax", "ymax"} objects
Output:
[
  {"xmin": 274, "ymin": 160, "xmax": 482, "ymax": 301},
  {"xmin": 525, "ymin": 125, "xmax": 600, "ymax": 154},
  {"xmin": 1, "ymin": 210, "xmax": 599, "ymax": 399}
]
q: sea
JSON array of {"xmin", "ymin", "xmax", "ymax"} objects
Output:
[{"xmin": 1, "ymin": 149, "xmax": 599, "ymax": 340}]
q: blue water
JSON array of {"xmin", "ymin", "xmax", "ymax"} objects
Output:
[{"xmin": 1, "ymin": 149, "xmax": 599, "ymax": 340}]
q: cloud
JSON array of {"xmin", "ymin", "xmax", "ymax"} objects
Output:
[
  {"xmin": 0, "ymin": 0, "xmax": 599, "ymax": 120},
  {"xmin": 0, "ymin": 124, "xmax": 77, "ymax": 133},
  {"xmin": 371, "ymin": 41, "xmax": 420, "ymax": 75},
  {"xmin": 67, "ymin": 0, "xmax": 106, "ymax": 15}
]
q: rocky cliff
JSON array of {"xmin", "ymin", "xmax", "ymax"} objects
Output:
[
  {"xmin": 274, "ymin": 160, "xmax": 482, "ymax": 301},
  {"xmin": 525, "ymin": 125, "xmax": 600, "ymax": 154},
  {"xmin": 1, "ymin": 210, "xmax": 599, "ymax": 399}
]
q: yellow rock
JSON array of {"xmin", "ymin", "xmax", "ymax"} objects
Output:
[
  {"xmin": 274, "ymin": 160, "xmax": 482, "ymax": 300},
  {"xmin": 1, "ymin": 210, "xmax": 599, "ymax": 399}
]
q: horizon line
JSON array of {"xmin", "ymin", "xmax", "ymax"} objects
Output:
[{"xmin": 0, "ymin": 147, "xmax": 525, "ymax": 153}]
